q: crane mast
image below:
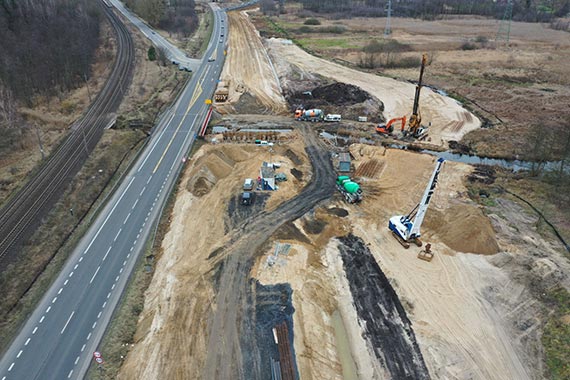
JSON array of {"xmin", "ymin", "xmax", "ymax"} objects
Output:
[
  {"xmin": 408, "ymin": 53, "xmax": 428, "ymax": 137},
  {"xmin": 388, "ymin": 158, "xmax": 445, "ymax": 248}
]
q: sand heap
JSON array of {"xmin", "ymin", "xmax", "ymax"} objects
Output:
[{"xmin": 424, "ymin": 204, "xmax": 500, "ymax": 255}]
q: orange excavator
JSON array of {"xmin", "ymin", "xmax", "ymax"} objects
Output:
[{"xmin": 376, "ymin": 116, "xmax": 407, "ymax": 135}]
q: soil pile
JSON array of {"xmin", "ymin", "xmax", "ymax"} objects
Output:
[
  {"xmin": 424, "ymin": 204, "xmax": 500, "ymax": 255},
  {"xmin": 288, "ymin": 83, "xmax": 371, "ymax": 108},
  {"xmin": 186, "ymin": 148, "xmax": 252, "ymax": 197},
  {"xmin": 286, "ymin": 82, "xmax": 384, "ymax": 122}
]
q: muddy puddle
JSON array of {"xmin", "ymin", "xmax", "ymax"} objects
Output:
[{"xmin": 331, "ymin": 310, "xmax": 358, "ymax": 380}]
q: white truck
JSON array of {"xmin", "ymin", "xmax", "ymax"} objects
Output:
[{"xmin": 324, "ymin": 114, "xmax": 342, "ymax": 122}]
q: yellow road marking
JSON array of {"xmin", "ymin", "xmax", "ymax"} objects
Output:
[{"xmin": 152, "ymin": 70, "xmax": 208, "ymax": 174}]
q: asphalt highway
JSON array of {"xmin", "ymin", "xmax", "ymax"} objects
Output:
[
  {"xmin": 108, "ymin": 0, "xmax": 201, "ymax": 71},
  {"xmin": 0, "ymin": 5, "xmax": 227, "ymax": 380}
]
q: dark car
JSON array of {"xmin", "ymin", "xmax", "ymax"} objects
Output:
[{"xmin": 241, "ymin": 192, "xmax": 252, "ymax": 206}]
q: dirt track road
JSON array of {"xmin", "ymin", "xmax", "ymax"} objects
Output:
[{"xmin": 202, "ymin": 126, "xmax": 335, "ymax": 379}]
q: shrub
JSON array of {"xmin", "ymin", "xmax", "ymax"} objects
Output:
[
  {"xmin": 147, "ymin": 46, "xmax": 156, "ymax": 61},
  {"xmin": 304, "ymin": 18, "xmax": 321, "ymax": 25},
  {"xmin": 298, "ymin": 26, "xmax": 313, "ymax": 33},
  {"xmin": 319, "ymin": 25, "xmax": 347, "ymax": 34},
  {"xmin": 475, "ymin": 35, "xmax": 488, "ymax": 44},
  {"xmin": 362, "ymin": 39, "xmax": 411, "ymax": 53},
  {"xmin": 461, "ymin": 41, "xmax": 478, "ymax": 50}
]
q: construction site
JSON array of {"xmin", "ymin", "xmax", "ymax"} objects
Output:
[{"xmin": 116, "ymin": 4, "xmax": 570, "ymax": 380}]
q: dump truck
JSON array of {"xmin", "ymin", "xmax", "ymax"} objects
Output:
[
  {"xmin": 336, "ymin": 176, "xmax": 363, "ymax": 203},
  {"xmin": 294, "ymin": 109, "xmax": 324, "ymax": 122}
]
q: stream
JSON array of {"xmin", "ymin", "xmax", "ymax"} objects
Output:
[{"xmin": 319, "ymin": 131, "xmax": 564, "ymax": 173}]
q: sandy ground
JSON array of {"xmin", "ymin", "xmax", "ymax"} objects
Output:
[
  {"xmin": 115, "ymin": 11, "xmax": 565, "ymax": 380},
  {"xmin": 118, "ymin": 137, "xmax": 310, "ymax": 379},
  {"xmin": 119, "ymin": 140, "xmax": 550, "ymax": 380},
  {"xmin": 216, "ymin": 10, "xmax": 288, "ymax": 115},
  {"xmin": 267, "ymin": 38, "xmax": 480, "ymax": 146},
  {"xmin": 345, "ymin": 145, "xmax": 540, "ymax": 379}
]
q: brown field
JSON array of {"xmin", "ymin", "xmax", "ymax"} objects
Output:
[{"xmin": 255, "ymin": 11, "xmax": 570, "ymax": 159}]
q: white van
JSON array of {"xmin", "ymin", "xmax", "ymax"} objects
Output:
[
  {"xmin": 243, "ymin": 178, "xmax": 254, "ymax": 191},
  {"xmin": 324, "ymin": 114, "xmax": 342, "ymax": 122}
]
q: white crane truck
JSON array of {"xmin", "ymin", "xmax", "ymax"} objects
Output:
[{"xmin": 389, "ymin": 158, "xmax": 445, "ymax": 248}]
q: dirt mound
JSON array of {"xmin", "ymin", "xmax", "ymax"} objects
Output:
[
  {"xmin": 290, "ymin": 168, "xmax": 303, "ymax": 180},
  {"xmin": 312, "ymin": 83, "xmax": 370, "ymax": 105},
  {"xmin": 302, "ymin": 218, "xmax": 327, "ymax": 235},
  {"xmin": 424, "ymin": 204, "xmax": 500, "ymax": 255},
  {"xmin": 288, "ymin": 82, "xmax": 371, "ymax": 108},
  {"xmin": 327, "ymin": 207, "xmax": 349, "ymax": 217},
  {"xmin": 191, "ymin": 176, "xmax": 216, "ymax": 197},
  {"xmin": 186, "ymin": 147, "xmax": 254, "ymax": 197},
  {"xmin": 285, "ymin": 149, "xmax": 302, "ymax": 165}
]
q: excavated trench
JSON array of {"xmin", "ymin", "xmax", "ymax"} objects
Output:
[{"xmin": 338, "ymin": 234, "xmax": 431, "ymax": 380}]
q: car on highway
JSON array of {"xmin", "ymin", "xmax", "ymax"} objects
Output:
[{"xmin": 219, "ymin": 38, "xmax": 223, "ymax": 43}]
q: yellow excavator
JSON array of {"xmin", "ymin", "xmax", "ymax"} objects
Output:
[{"xmin": 407, "ymin": 53, "xmax": 429, "ymax": 139}]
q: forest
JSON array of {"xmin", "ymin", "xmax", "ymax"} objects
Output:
[
  {"xmin": 124, "ymin": 0, "xmax": 199, "ymax": 37},
  {"xmin": 296, "ymin": 0, "xmax": 570, "ymax": 21},
  {"xmin": 0, "ymin": 0, "xmax": 101, "ymax": 106}
]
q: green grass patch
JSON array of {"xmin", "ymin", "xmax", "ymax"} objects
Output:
[
  {"xmin": 297, "ymin": 38, "xmax": 359, "ymax": 49},
  {"xmin": 543, "ymin": 287, "xmax": 570, "ymax": 380}
]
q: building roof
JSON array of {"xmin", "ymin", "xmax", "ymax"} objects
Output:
[
  {"xmin": 261, "ymin": 166, "xmax": 275, "ymax": 178},
  {"xmin": 339, "ymin": 153, "xmax": 351, "ymax": 163}
]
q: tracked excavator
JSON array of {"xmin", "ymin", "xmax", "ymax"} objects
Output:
[
  {"xmin": 389, "ymin": 158, "xmax": 445, "ymax": 248},
  {"xmin": 406, "ymin": 53, "xmax": 429, "ymax": 139},
  {"xmin": 376, "ymin": 116, "xmax": 406, "ymax": 135}
]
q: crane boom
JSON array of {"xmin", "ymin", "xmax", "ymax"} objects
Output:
[
  {"xmin": 409, "ymin": 157, "xmax": 445, "ymax": 238},
  {"xmin": 388, "ymin": 158, "xmax": 445, "ymax": 248}
]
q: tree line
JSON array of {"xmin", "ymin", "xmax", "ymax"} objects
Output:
[
  {"xmin": 296, "ymin": 0, "xmax": 570, "ymax": 22},
  {"xmin": 0, "ymin": 0, "xmax": 101, "ymax": 107},
  {"xmin": 124, "ymin": 0, "xmax": 198, "ymax": 38}
]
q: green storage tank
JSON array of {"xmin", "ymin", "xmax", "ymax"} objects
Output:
[{"xmin": 343, "ymin": 181, "xmax": 360, "ymax": 194}]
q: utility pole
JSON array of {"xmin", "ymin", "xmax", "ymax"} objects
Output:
[
  {"xmin": 384, "ymin": 0, "xmax": 392, "ymax": 37},
  {"xmin": 496, "ymin": 0, "xmax": 513, "ymax": 44},
  {"xmin": 84, "ymin": 73, "xmax": 92, "ymax": 103},
  {"xmin": 33, "ymin": 124, "xmax": 45, "ymax": 160}
]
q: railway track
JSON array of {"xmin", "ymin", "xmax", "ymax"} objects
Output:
[{"xmin": 0, "ymin": 1, "xmax": 135, "ymax": 262}]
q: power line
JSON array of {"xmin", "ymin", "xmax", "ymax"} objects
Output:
[
  {"xmin": 496, "ymin": 0, "xmax": 513, "ymax": 44},
  {"xmin": 384, "ymin": 0, "xmax": 392, "ymax": 37}
]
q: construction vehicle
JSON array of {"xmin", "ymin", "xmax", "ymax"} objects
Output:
[
  {"xmin": 324, "ymin": 114, "xmax": 342, "ymax": 122},
  {"xmin": 406, "ymin": 53, "xmax": 429, "ymax": 139},
  {"xmin": 336, "ymin": 176, "xmax": 362, "ymax": 203},
  {"xmin": 417, "ymin": 243, "xmax": 434, "ymax": 262},
  {"xmin": 376, "ymin": 116, "xmax": 407, "ymax": 135},
  {"xmin": 389, "ymin": 158, "xmax": 444, "ymax": 248},
  {"xmin": 295, "ymin": 108, "xmax": 324, "ymax": 122}
]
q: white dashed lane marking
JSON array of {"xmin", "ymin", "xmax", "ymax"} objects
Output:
[{"xmin": 90, "ymin": 266, "xmax": 101, "ymax": 284}]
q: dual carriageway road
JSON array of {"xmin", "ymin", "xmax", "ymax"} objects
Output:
[{"xmin": 0, "ymin": 3, "xmax": 227, "ymax": 380}]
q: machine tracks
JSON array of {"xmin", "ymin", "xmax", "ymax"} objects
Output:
[
  {"xmin": 0, "ymin": 1, "xmax": 135, "ymax": 262},
  {"xmin": 202, "ymin": 126, "xmax": 335, "ymax": 380}
]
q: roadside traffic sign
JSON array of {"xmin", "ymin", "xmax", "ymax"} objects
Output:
[
  {"xmin": 93, "ymin": 351, "xmax": 101, "ymax": 358},
  {"xmin": 95, "ymin": 357, "xmax": 103, "ymax": 364}
]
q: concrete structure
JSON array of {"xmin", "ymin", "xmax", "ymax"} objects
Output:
[
  {"xmin": 339, "ymin": 153, "xmax": 351, "ymax": 172},
  {"xmin": 260, "ymin": 163, "xmax": 276, "ymax": 190}
]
